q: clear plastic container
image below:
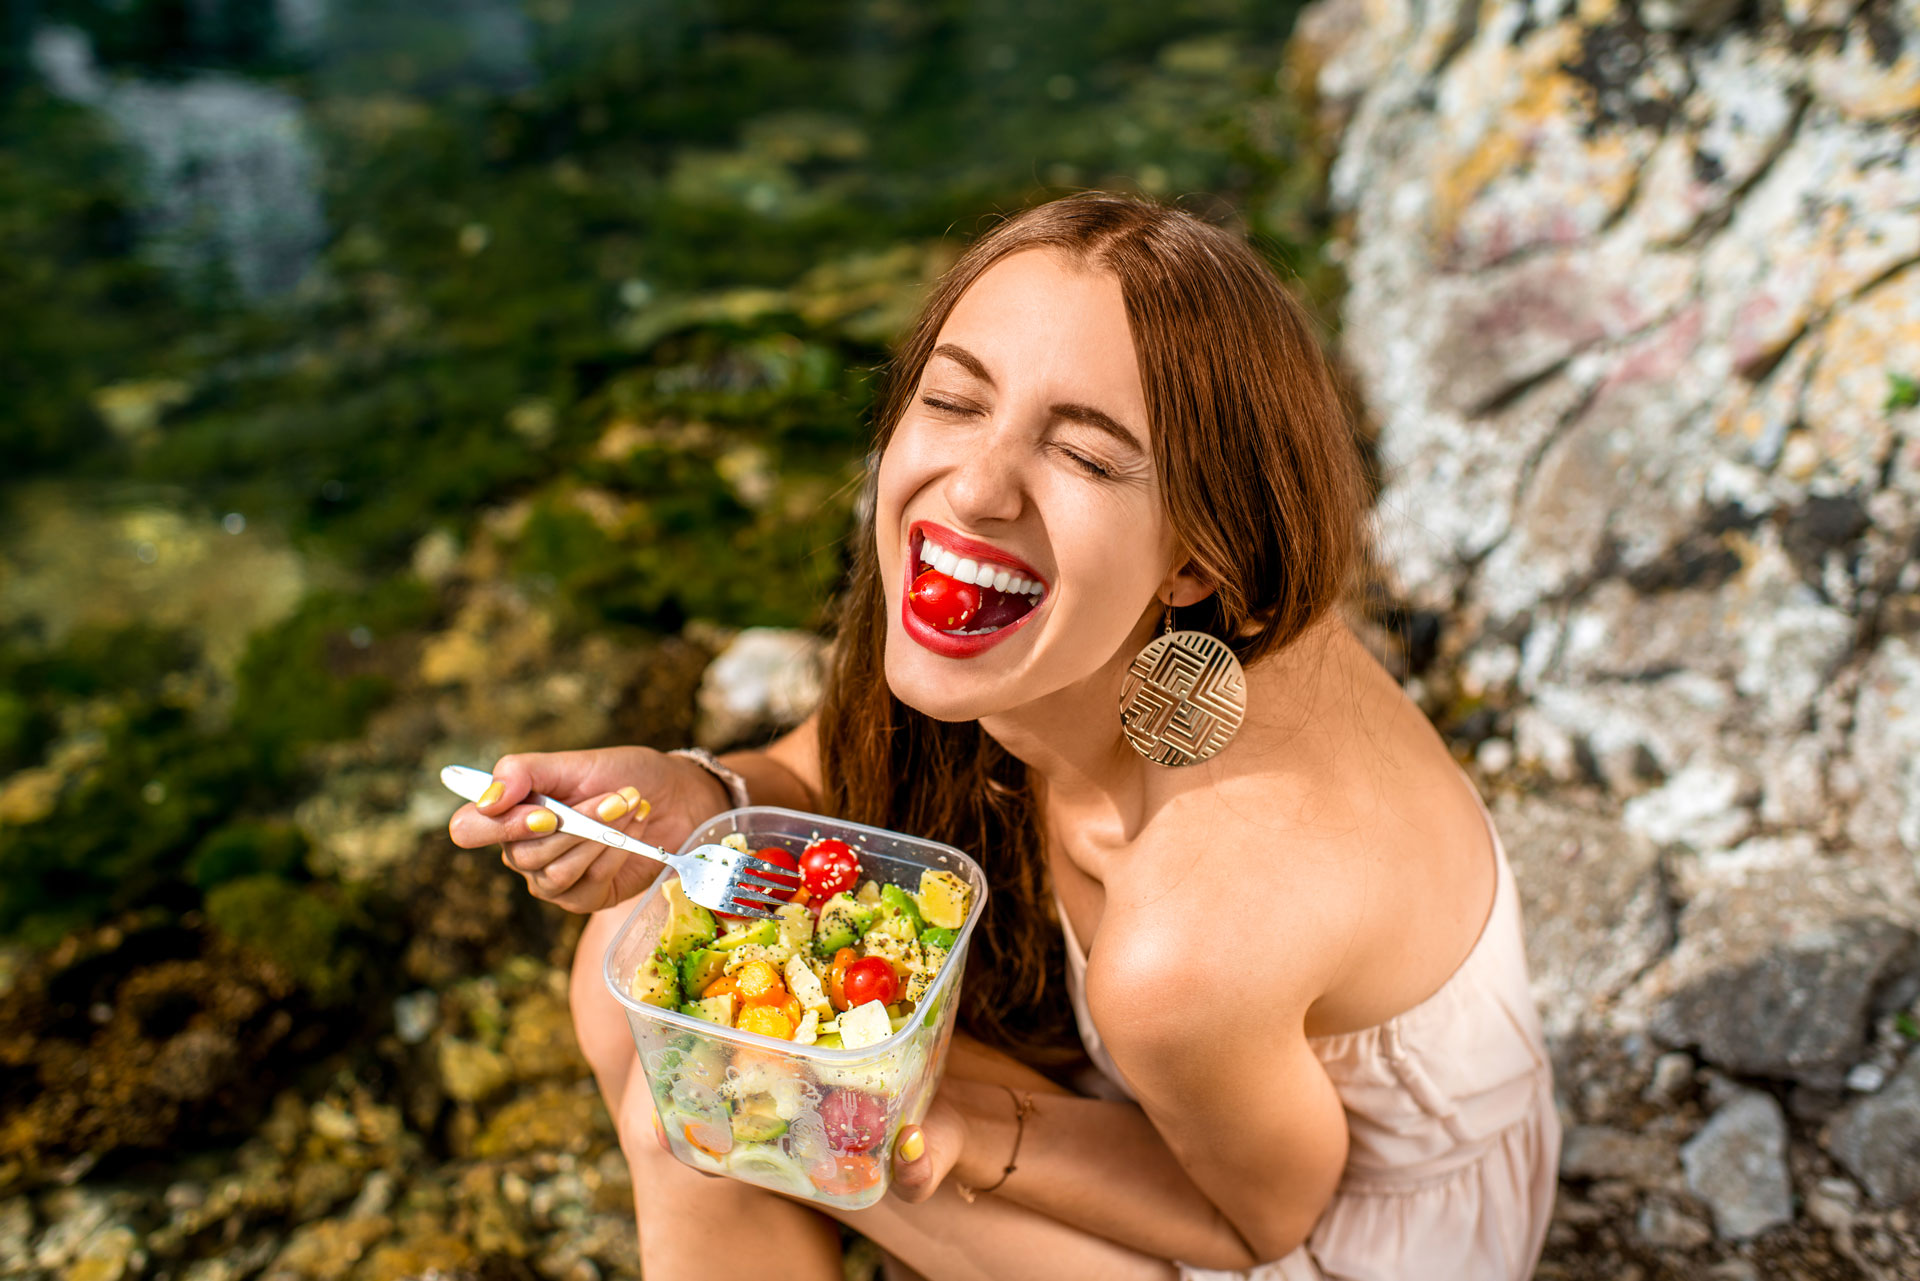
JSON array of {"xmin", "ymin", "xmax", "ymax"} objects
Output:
[{"xmin": 603, "ymin": 806, "xmax": 987, "ymax": 1210}]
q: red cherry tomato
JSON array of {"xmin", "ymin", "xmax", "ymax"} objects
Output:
[
  {"xmin": 841, "ymin": 955, "xmax": 898, "ymax": 1009},
  {"xmin": 799, "ymin": 838, "xmax": 860, "ymax": 900},
  {"xmin": 908, "ymin": 569, "xmax": 981, "ymax": 631},
  {"xmin": 717, "ymin": 846, "xmax": 802, "ymax": 918},
  {"xmin": 818, "ymin": 1089, "xmax": 889, "ymax": 1153},
  {"xmin": 807, "ymin": 1151, "xmax": 882, "ymax": 1197}
]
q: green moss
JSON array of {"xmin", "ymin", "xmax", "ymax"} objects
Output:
[
  {"xmin": 204, "ymin": 875, "xmax": 358, "ymax": 1003},
  {"xmin": 1887, "ymin": 373, "xmax": 1919, "ymax": 415},
  {"xmin": 189, "ymin": 820, "xmax": 310, "ymax": 889}
]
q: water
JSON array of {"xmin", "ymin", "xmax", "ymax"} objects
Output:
[{"xmin": 0, "ymin": 0, "xmax": 1323, "ymax": 945}]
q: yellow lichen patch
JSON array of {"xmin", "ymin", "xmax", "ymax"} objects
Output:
[
  {"xmin": 0, "ymin": 766, "xmax": 62, "ymax": 826},
  {"xmin": 1807, "ymin": 32, "xmax": 1920, "ymax": 122},
  {"xmin": 1425, "ymin": 23, "xmax": 1643, "ymax": 262},
  {"xmin": 1710, "ymin": 335, "xmax": 1820, "ymax": 465},
  {"xmin": 1801, "ymin": 263, "xmax": 1920, "ymax": 488},
  {"xmin": 90, "ymin": 379, "xmax": 191, "ymax": 440}
]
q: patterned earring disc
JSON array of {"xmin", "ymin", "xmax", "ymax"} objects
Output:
[{"xmin": 1118, "ymin": 629, "xmax": 1247, "ymax": 766}]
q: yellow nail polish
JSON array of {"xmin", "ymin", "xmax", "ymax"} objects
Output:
[
  {"xmin": 898, "ymin": 1129, "xmax": 924, "ymax": 1162},
  {"xmin": 526, "ymin": 808, "xmax": 557, "ymax": 834},
  {"xmin": 479, "ymin": 781, "xmax": 504, "ymax": 806},
  {"xmin": 618, "ymin": 785, "xmax": 642, "ymax": 805},
  {"xmin": 631, "ymin": 797, "xmax": 651, "ymax": 822},
  {"xmin": 596, "ymin": 794, "xmax": 630, "ymax": 821}
]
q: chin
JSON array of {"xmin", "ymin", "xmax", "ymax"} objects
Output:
[{"xmin": 881, "ymin": 629, "xmax": 1017, "ymax": 723}]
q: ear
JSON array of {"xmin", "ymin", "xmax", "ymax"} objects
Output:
[{"xmin": 1159, "ymin": 558, "xmax": 1216, "ymax": 610}]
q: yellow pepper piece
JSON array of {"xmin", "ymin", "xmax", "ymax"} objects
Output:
[
  {"xmin": 736, "ymin": 959, "xmax": 783, "ymax": 1001},
  {"xmin": 737, "ymin": 1005, "xmax": 796, "ymax": 1040}
]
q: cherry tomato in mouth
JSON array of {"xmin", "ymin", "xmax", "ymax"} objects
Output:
[
  {"xmin": 800, "ymin": 837, "xmax": 861, "ymax": 900},
  {"xmin": 908, "ymin": 569, "xmax": 981, "ymax": 631},
  {"xmin": 841, "ymin": 955, "xmax": 898, "ymax": 1008}
]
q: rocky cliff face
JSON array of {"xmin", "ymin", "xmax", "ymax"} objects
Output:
[{"xmin": 1297, "ymin": 0, "xmax": 1920, "ymax": 1271}]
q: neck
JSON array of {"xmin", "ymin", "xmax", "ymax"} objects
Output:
[
  {"xmin": 977, "ymin": 611, "xmax": 1357, "ymax": 829},
  {"xmin": 976, "ymin": 620, "xmax": 1158, "ymax": 829}
]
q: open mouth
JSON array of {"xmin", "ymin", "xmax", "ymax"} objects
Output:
[{"xmin": 902, "ymin": 521, "xmax": 1047, "ymax": 655}]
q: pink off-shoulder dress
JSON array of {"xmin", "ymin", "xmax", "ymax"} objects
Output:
[{"xmin": 1057, "ymin": 786, "xmax": 1562, "ymax": 1281}]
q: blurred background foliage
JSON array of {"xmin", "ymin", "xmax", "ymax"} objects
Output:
[{"xmin": 0, "ymin": 0, "xmax": 1327, "ymax": 1182}]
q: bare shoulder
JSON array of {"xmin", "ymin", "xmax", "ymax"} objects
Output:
[
  {"xmin": 1089, "ymin": 628, "xmax": 1497, "ymax": 1046},
  {"xmin": 1082, "ymin": 771, "xmax": 1383, "ymax": 1055}
]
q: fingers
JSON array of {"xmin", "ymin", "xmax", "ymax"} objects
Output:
[{"xmin": 888, "ymin": 1095, "xmax": 965, "ymax": 1205}]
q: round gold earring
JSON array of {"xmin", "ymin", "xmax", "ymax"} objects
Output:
[{"xmin": 1118, "ymin": 604, "xmax": 1247, "ymax": 766}]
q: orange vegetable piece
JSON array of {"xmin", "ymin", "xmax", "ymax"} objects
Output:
[
  {"xmin": 684, "ymin": 1120, "xmax": 732, "ymax": 1158},
  {"xmin": 736, "ymin": 960, "xmax": 783, "ymax": 1001},
  {"xmin": 737, "ymin": 1005, "xmax": 796, "ymax": 1040},
  {"xmin": 702, "ymin": 973, "xmax": 741, "ymax": 1001},
  {"xmin": 783, "ymin": 996, "xmax": 804, "ymax": 1025},
  {"xmin": 827, "ymin": 947, "xmax": 856, "ymax": 1012}
]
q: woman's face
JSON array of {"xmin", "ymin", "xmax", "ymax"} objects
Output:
[{"xmin": 875, "ymin": 247, "xmax": 1182, "ymax": 723}]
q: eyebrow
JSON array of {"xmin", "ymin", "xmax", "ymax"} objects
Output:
[{"xmin": 929, "ymin": 342, "xmax": 1145, "ymax": 456}]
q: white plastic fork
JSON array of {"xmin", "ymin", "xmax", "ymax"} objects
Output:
[{"xmin": 440, "ymin": 764, "xmax": 794, "ymax": 919}]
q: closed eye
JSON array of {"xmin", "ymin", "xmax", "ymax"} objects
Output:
[
  {"xmin": 1053, "ymin": 445, "xmax": 1112, "ymax": 479},
  {"xmin": 921, "ymin": 396, "xmax": 972, "ymax": 415}
]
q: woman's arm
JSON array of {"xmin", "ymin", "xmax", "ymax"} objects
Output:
[
  {"xmin": 898, "ymin": 1022, "xmax": 1345, "ymax": 1271},
  {"xmin": 719, "ymin": 711, "xmax": 823, "ymax": 810}
]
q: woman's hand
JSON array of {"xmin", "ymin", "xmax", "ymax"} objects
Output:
[
  {"xmin": 887, "ymin": 1036, "xmax": 1072, "ymax": 1205},
  {"xmin": 447, "ymin": 747, "xmax": 732, "ymax": 913},
  {"xmin": 887, "ymin": 1091, "xmax": 968, "ymax": 1204}
]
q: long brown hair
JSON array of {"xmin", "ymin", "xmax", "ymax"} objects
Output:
[{"xmin": 816, "ymin": 192, "xmax": 1368, "ymax": 1063}]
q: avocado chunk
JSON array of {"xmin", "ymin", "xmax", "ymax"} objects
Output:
[
  {"xmin": 812, "ymin": 892, "xmax": 880, "ymax": 958},
  {"xmin": 914, "ymin": 870, "xmax": 971, "ymax": 930},
  {"xmin": 879, "ymin": 884, "xmax": 924, "ymax": 933},
  {"xmin": 729, "ymin": 1095, "xmax": 790, "ymax": 1143},
  {"xmin": 684, "ymin": 993, "xmax": 737, "ymax": 1026},
  {"xmin": 633, "ymin": 951, "xmax": 682, "ymax": 1008},
  {"xmin": 920, "ymin": 926, "xmax": 958, "ymax": 950},
  {"xmin": 679, "ymin": 947, "xmax": 727, "ymax": 997},
  {"xmin": 713, "ymin": 918, "xmax": 779, "ymax": 951},
  {"xmin": 659, "ymin": 878, "xmax": 718, "ymax": 958}
]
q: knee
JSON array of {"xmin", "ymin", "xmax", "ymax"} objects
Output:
[{"xmin": 570, "ymin": 907, "xmax": 640, "ymax": 1084}]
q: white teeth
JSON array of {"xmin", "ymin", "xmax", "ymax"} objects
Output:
[{"xmin": 918, "ymin": 533, "xmax": 1045, "ymax": 595}]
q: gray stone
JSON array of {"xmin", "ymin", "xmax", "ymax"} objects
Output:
[
  {"xmin": 1645, "ymin": 1052, "xmax": 1696, "ymax": 1105},
  {"xmin": 392, "ymin": 990, "xmax": 440, "ymax": 1046},
  {"xmin": 1560, "ymin": 1126, "xmax": 1680, "ymax": 1186},
  {"xmin": 1645, "ymin": 856, "xmax": 1919, "ymax": 1086},
  {"xmin": 1635, "ymin": 1197, "xmax": 1714, "ymax": 1249},
  {"xmin": 1681, "ymin": 1091, "xmax": 1794, "ymax": 1240},
  {"xmin": 1828, "ymin": 1051, "xmax": 1920, "ymax": 1204},
  {"xmin": 0, "ymin": 1198, "xmax": 33, "ymax": 1274},
  {"xmin": 1846, "ymin": 639, "xmax": 1920, "ymax": 857},
  {"xmin": 694, "ymin": 627, "xmax": 825, "ymax": 750},
  {"xmin": 1495, "ymin": 793, "xmax": 1670, "ymax": 1040}
]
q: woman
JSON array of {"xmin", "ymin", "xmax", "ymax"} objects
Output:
[{"xmin": 450, "ymin": 192, "xmax": 1560, "ymax": 1280}]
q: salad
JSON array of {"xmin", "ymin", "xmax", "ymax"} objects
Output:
[{"xmin": 625, "ymin": 833, "xmax": 976, "ymax": 1204}]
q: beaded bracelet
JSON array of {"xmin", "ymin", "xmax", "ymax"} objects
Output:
[
  {"xmin": 667, "ymin": 747, "xmax": 750, "ymax": 810},
  {"xmin": 955, "ymin": 1085, "xmax": 1035, "ymax": 1202}
]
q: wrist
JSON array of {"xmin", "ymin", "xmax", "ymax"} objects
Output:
[
  {"xmin": 948, "ymin": 1079, "xmax": 1028, "ymax": 1191},
  {"xmin": 667, "ymin": 747, "xmax": 748, "ymax": 816}
]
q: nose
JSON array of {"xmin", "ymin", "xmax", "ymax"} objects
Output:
[{"xmin": 942, "ymin": 424, "xmax": 1026, "ymax": 527}]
